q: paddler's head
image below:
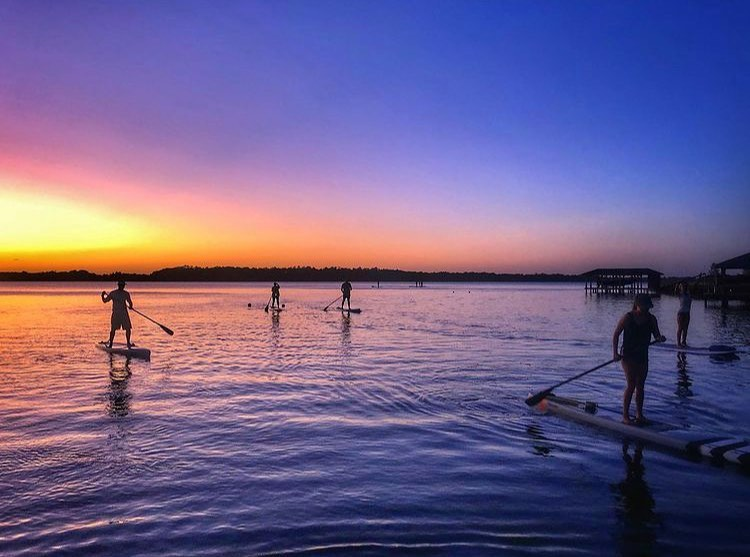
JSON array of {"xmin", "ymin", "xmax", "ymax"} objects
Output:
[
  {"xmin": 633, "ymin": 293, "xmax": 653, "ymax": 312},
  {"xmin": 117, "ymin": 279, "xmax": 126, "ymax": 290}
]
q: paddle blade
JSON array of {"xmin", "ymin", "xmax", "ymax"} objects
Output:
[
  {"xmin": 161, "ymin": 325, "xmax": 175, "ymax": 336},
  {"xmin": 525, "ymin": 389, "xmax": 552, "ymax": 407}
]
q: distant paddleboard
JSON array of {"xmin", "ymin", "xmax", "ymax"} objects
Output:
[
  {"xmin": 339, "ymin": 307, "xmax": 362, "ymax": 314},
  {"xmin": 97, "ymin": 342, "xmax": 151, "ymax": 360},
  {"xmin": 652, "ymin": 343, "xmax": 737, "ymax": 356}
]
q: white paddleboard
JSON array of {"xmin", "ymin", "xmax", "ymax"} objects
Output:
[
  {"xmin": 652, "ymin": 343, "xmax": 737, "ymax": 356},
  {"xmin": 534, "ymin": 394, "xmax": 750, "ymax": 468},
  {"xmin": 97, "ymin": 342, "xmax": 151, "ymax": 360}
]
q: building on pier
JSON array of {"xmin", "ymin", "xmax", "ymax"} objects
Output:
[{"xmin": 703, "ymin": 252, "xmax": 750, "ymax": 308}]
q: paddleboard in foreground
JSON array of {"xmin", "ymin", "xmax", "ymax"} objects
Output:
[
  {"xmin": 339, "ymin": 307, "xmax": 362, "ymax": 313},
  {"xmin": 532, "ymin": 394, "xmax": 750, "ymax": 468},
  {"xmin": 652, "ymin": 343, "xmax": 737, "ymax": 356},
  {"xmin": 97, "ymin": 342, "xmax": 151, "ymax": 360}
]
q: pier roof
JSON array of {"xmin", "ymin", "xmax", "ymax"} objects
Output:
[
  {"xmin": 712, "ymin": 252, "xmax": 750, "ymax": 271},
  {"xmin": 581, "ymin": 268, "xmax": 662, "ymax": 277}
]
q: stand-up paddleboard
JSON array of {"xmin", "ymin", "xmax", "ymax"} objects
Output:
[
  {"xmin": 270, "ymin": 306, "xmax": 283, "ymax": 312},
  {"xmin": 652, "ymin": 343, "xmax": 737, "ymax": 356},
  {"xmin": 97, "ymin": 342, "xmax": 151, "ymax": 361},
  {"xmin": 532, "ymin": 394, "xmax": 750, "ymax": 467},
  {"xmin": 339, "ymin": 307, "xmax": 362, "ymax": 314}
]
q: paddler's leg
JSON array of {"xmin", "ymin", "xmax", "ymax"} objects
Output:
[
  {"xmin": 678, "ymin": 313, "xmax": 690, "ymax": 346},
  {"xmin": 634, "ymin": 364, "xmax": 648, "ymax": 423},
  {"xmin": 125, "ymin": 328, "xmax": 132, "ymax": 348},
  {"xmin": 621, "ymin": 359, "xmax": 637, "ymax": 424},
  {"xmin": 107, "ymin": 328, "xmax": 116, "ymax": 349}
]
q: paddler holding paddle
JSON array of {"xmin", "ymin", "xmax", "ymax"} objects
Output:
[
  {"xmin": 613, "ymin": 294, "xmax": 666, "ymax": 426},
  {"xmin": 341, "ymin": 279, "xmax": 353, "ymax": 310},
  {"xmin": 101, "ymin": 280, "xmax": 134, "ymax": 349},
  {"xmin": 271, "ymin": 282, "xmax": 281, "ymax": 309}
]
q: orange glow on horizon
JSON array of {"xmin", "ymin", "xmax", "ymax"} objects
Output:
[{"xmin": 0, "ymin": 165, "xmax": 656, "ymax": 275}]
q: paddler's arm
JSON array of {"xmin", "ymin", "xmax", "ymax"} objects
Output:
[
  {"xmin": 126, "ymin": 292, "xmax": 133, "ymax": 310},
  {"xmin": 650, "ymin": 315, "xmax": 666, "ymax": 343},
  {"xmin": 101, "ymin": 291, "xmax": 111, "ymax": 303},
  {"xmin": 612, "ymin": 314, "xmax": 627, "ymax": 361}
]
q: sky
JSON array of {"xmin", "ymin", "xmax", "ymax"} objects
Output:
[{"xmin": 0, "ymin": 0, "xmax": 748, "ymax": 275}]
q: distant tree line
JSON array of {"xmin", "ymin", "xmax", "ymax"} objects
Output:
[{"xmin": 0, "ymin": 265, "xmax": 585, "ymax": 282}]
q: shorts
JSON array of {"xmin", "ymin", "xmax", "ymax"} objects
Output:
[{"xmin": 111, "ymin": 311, "xmax": 132, "ymax": 331}]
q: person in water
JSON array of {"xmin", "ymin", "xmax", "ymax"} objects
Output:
[
  {"xmin": 271, "ymin": 282, "xmax": 281, "ymax": 308},
  {"xmin": 341, "ymin": 280, "xmax": 352, "ymax": 310},
  {"xmin": 675, "ymin": 281, "xmax": 692, "ymax": 347},
  {"xmin": 101, "ymin": 280, "xmax": 134, "ymax": 348},
  {"xmin": 612, "ymin": 294, "xmax": 666, "ymax": 425}
]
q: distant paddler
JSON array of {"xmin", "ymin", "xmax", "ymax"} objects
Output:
[
  {"xmin": 101, "ymin": 280, "xmax": 134, "ymax": 348},
  {"xmin": 675, "ymin": 281, "xmax": 692, "ymax": 347},
  {"xmin": 341, "ymin": 279, "xmax": 353, "ymax": 310},
  {"xmin": 271, "ymin": 282, "xmax": 281, "ymax": 309},
  {"xmin": 612, "ymin": 294, "xmax": 666, "ymax": 425}
]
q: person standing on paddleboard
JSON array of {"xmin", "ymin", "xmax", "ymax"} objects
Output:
[
  {"xmin": 612, "ymin": 293, "xmax": 666, "ymax": 425},
  {"xmin": 271, "ymin": 282, "xmax": 281, "ymax": 309},
  {"xmin": 341, "ymin": 280, "xmax": 352, "ymax": 310},
  {"xmin": 675, "ymin": 281, "xmax": 692, "ymax": 347},
  {"xmin": 102, "ymin": 280, "xmax": 134, "ymax": 349}
]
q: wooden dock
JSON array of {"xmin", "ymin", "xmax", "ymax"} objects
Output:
[{"xmin": 582, "ymin": 268, "xmax": 662, "ymax": 296}]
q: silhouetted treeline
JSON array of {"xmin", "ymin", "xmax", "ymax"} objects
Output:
[{"xmin": 0, "ymin": 265, "xmax": 584, "ymax": 283}]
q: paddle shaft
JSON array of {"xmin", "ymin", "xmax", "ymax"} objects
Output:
[
  {"xmin": 264, "ymin": 295, "xmax": 273, "ymax": 312},
  {"xmin": 323, "ymin": 295, "xmax": 342, "ymax": 311},
  {"xmin": 131, "ymin": 308, "xmax": 174, "ymax": 336},
  {"xmin": 525, "ymin": 359, "xmax": 616, "ymax": 406},
  {"xmin": 525, "ymin": 340, "xmax": 661, "ymax": 407}
]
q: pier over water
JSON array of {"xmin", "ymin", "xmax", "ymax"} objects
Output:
[{"xmin": 582, "ymin": 268, "xmax": 662, "ymax": 296}]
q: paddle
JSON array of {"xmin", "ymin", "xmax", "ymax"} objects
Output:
[
  {"xmin": 525, "ymin": 340, "xmax": 662, "ymax": 407},
  {"xmin": 131, "ymin": 308, "xmax": 174, "ymax": 336},
  {"xmin": 264, "ymin": 295, "xmax": 273, "ymax": 313},
  {"xmin": 323, "ymin": 295, "xmax": 342, "ymax": 311},
  {"xmin": 525, "ymin": 359, "xmax": 617, "ymax": 407}
]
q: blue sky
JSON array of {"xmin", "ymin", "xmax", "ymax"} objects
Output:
[{"xmin": 1, "ymin": 0, "xmax": 748, "ymax": 274}]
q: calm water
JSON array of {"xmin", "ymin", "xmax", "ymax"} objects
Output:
[{"xmin": 1, "ymin": 282, "xmax": 749, "ymax": 556}]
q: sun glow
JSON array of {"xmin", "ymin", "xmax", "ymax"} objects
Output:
[{"xmin": 0, "ymin": 184, "xmax": 155, "ymax": 265}]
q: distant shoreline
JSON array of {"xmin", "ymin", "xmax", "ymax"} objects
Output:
[{"xmin": 0, "ymin": 266, "xmax": 585, "ymax": 283}]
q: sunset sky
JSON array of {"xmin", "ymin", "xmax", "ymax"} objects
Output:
[{"xmin": 1, "ymin": 0, "xmax": 748, "ymax": 275}]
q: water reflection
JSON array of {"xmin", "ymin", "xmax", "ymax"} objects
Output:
[
  {"xmin": 107, "ymin": 355, "xmax": 132, "ymax": 418},
  {"xmin": 269, "ymin": 310, "xmax": 281, "ymax": 351},
  {"xmin": 611, "ymin": 441, "xmax": 662, "ymax": 557},
  {"xmin": 341, "ymin": 312, "xmax": 351, "ymax": 350},
  {"xmin": 526, "ymin": 424, "xmax": 553, "ymax": 457},
  {"xmin": 675, "ymin": 353, "xmax": 693, "ymax": 398},
  {"xmin": 704, "ymin": 306, "xmax": 750, "ymax": 348}
]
